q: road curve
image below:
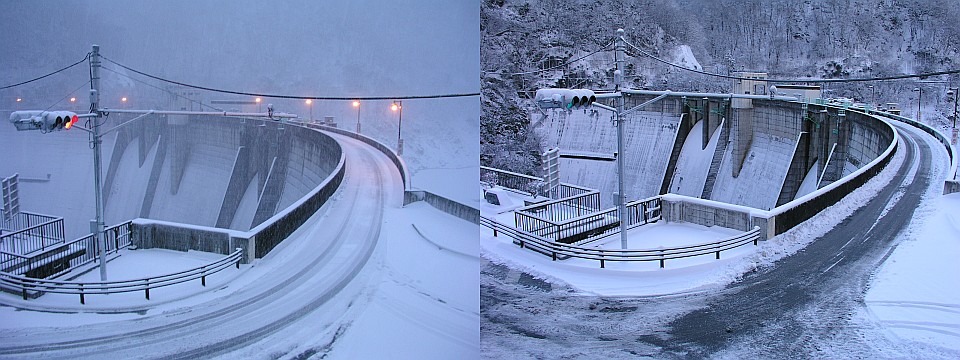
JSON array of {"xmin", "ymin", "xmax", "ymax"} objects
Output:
[
  {"xmin": 0, "ymin": 131, "xmax": 403, "ymax": 359},
  {"xmin": 479, "ymin": 122, "xmax": 955, "ymax": 359}
]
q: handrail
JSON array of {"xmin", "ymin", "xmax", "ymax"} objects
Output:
[
  {"xmin": 481, "ymin": 216, "xmax": 759, "ymax": 268},
  {"xmin": 870, "ymin": 110, "xmax": 958, "ymax": 180},
  {"xmin": 0, "ymin": 248, "xmax": 243, "ymax": 304}
]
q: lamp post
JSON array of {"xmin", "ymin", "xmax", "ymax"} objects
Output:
[
  {"xmin": 305, "ymin": 99, "xmax": 313, "ymax": 122},
  {"xmin": 391, "ymin": 100, "xmax": 403, "ymax": 155},
  {"xmin": 255, "ymin": 97, "xmax": 262, "ymax": 113},
  {"xmin": 913, "ymin": 87, "xmax": 922, "ymax": 122},
  {"xmin": 948, "ymin": 87, "xmax": 958, "ymax": 129},
  {"xmin": 353, "ymin": 100, "xmax": 361, "ymax": 133},
  {"xmin": 868, "ymin": 85, "xmax": 876, "ymax": 108}
]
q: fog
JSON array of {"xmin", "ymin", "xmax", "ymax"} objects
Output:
[{"xmin": 1, "ymin": 0, "xmax": 479, "ymax": 173}]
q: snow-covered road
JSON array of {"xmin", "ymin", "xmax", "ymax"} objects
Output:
[
  {"xmin": 481, "ymin": 122, "xmax": 960, "ymax": 359},
  {"xmin": 0, "ymin": 131, "xmax": 402, "ymax": 359}
]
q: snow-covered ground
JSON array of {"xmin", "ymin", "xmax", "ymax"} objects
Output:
[
  {"xmin": 325, "ymin": 201, "xmax": 479, "ymax": 359},
  {"xmin": 866, "ymin": 193, "xmax": 960, "ymax": 350},
  {"xmin": 480, "ymin": 188, "xmax": 757, "ymax": 297},
  {"xmin": 862, "ymin": 120, "xmax": 960, "ymax": 351},
  {"xmin": 0, "ymin": 248, "xmax": 243, "ymax": 319},
  {"xmin": 413, "ymin": 166, "xmax": 480, "ymax": 207}
]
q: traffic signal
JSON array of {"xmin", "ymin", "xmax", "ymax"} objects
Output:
[
  {"xmin": 534, "ymin": 89, "xmax": 596, "ymax": 110},
  {"xmin": 38, "ymin": 111, "xmax": 77, "ymax": 131},
  {"xmin": 8, "ymin": 110, "xmax": 78, "ymax": 132}
]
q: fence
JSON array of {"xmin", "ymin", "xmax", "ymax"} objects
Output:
[
  {"xmin": 480, "ymin": 166, "xmax": 594, "ymax": 199},
  {"xmin": 481, "ymin": 166, "xmax": 542, "ymax": 195},
  {"xmin": 0, "ymin": 212, "xmax": 64, "ymax": 256},
  {"xmin": 0, "ymin": 221, "xmax": 131, "ymax": 279},
  {"xmin": 0, "ymin": 248, "xmax": 242, "ymax": 304},
  {"xmin": 514, "ymin": 195, "xmax": 661, "ymax": 244},
  {"xmin": 482, "ymin": 216, "xmax": 759, "ymax": 268}
]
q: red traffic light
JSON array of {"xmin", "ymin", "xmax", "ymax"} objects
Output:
[{"xmin": 64, "ymin": 114, "xmax": 78, "ymax": 129}]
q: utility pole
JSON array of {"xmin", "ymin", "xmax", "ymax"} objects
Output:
[
  {"xmin": 90, "ymin": 45, "xmax": 108, "ymax": 281},
  {"xmin": 615, "ymin": 28, "xmax": 628, "ymax": 250}
]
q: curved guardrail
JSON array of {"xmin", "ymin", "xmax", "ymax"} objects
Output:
[
  {"xmin": 481, "ymin": 216, "xmax": 760, "ymax": 268},
  {"xmin": 869, "ymin": 110, "xmax": 958, "ymax": 180},
  {"xmin": 0, "ymin": 248, "xmax": 242, "ymax": 304},
  {"xmin": 308, "ymin": 123, "xmax": 410, "ymax": 189}
]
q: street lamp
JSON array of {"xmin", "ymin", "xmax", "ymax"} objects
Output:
[
  {"xmin": 353, "ymin": 100, "xmax": 361, "ymax": 133},
  {"xmin": 948, "ymin": 87, "xmax": 958, "ymax": 131},
  {"xmin": 255, "ymin": 97, "xmax": 262, "ymax": 112},
  {"xmin": 868, "ymin": 85, "xmax": 876, "ymax": 108},
  {"xmin": 913, "ymin": 87, "xmax": 922, "ymax": 122},
  {"xmin": 305, "ymin": 99, "xmax": 313, "ymax": 122},
  {"xmin": 391, "ymin": 101, "xmax": 403, "ymax": 155}
]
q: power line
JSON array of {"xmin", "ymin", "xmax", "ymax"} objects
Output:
[
  {"xmin": 41, "ymin": 80, "xmax": 91, "ymax": 113},
  {"xmin": 498, "ymin": 40, "xmax": 616, "ymax": 76},
  {"xmin": 100, "ymin": 65, "xmax": 224, "ymax": 112},
  {"xmin": 102, "ymin": 56, "xmax": 479, "ymax": 100},
  {"xmin": 1, "ymin": 53, "xmax": 91, "ymax": 90},
  {"xmin": 619, "ymin": 37, "xmax": 960, "ymax": 84}
]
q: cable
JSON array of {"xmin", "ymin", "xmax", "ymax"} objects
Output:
[
  {"xmin": 499, "ymin": 40, "xmax": 616, "ymax": 76},
  {"xmin": 40, "ymin": 80, "xmax": 91, "ymax": 113},
  {"xmin": 100, "ymin": 65, "xmax": 224, "ymax": 112},
  {"xmin": 620, "ymin": 37, "xmax": 960, "ymax": 84},
  {"xmin": 102, "ymin": 56, "xmax": 479, "ymax": 100},
  {"xmin": 1, "ymin": 53, "xmax": 91, "ymax": 90}
]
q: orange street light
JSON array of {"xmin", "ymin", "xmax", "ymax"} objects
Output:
[
  {"xmin": 353, "ymin": 100, "xmax": 361, "ymax": 133},
  {"xmin": 305, "ymin": 99, "xmax": 313, "ymax": 121},
  {"xmin": 392, "ymin": 101, "xmax": 403, "ymax": 155}
]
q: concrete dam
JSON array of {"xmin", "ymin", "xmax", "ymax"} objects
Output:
[
  {"xmin": 1, "ymin": 113, "xmax": 340, "ymax": 239},
  {"xmin": 539, "ymin": 95, "xmax": 893, "ymax": 210}
]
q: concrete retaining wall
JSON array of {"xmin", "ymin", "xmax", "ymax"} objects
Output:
[
  {"xmin": 404, "ymin": 190, "xmax": 479, "ymax": 224},
  {"xmin": 945, "ymin": 180, "xmax": 960, "ymax": 195}
]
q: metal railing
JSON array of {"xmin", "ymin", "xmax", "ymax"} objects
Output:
[
  {"xmin": 480, "ymin": 166, "xmax": 597, "ymax": 199},
  {"xmin": 556, "ymin": 183, "xmax": 594, "ymax": 198},
  {"xmin": 482, "ymin": 216, "xmax": 759, "ymax": 268},
  {"xmin": 514, "ymin": 196, "xmax": 661, "ymax": 244},
  {"xmin": 0, "ymin": 221, "xmax": 131, "ymax": 278},
  {"xmin": 480, "ymin": 166, "xmax": 542, "ymax": 195},
  {"xmin": 0, "ymin": 212, "xmax": 64, "ymax": 255},
  {"xmin": 516, "ymin": 191, "xmax": 601, "ymax": 221},
  {"xmin": 0, "ymin": 247, "xmax": 243, "ymax": 304}
]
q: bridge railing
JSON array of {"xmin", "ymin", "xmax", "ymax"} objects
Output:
[
  {"xmin": 480, "ymin": 166, "xmax": 595, "ymax": 199},
  {"xmin": 480, "ymin": 166, "xmax": 541, "ymax": 195},
  {"xmin": 0, "ymin": 247, "xmax": 242, "ymax": 304},
  {"xmin": 0, "ymin": 212, "xmax": 64, "ymax": 256},
  {"xmin": 482, "ymin": 216, "xmax": 759, "ymax": 268},
  {"xmin": 0, "ymin": 221, "xmax": 131, "ymax": 278},
  {"xmin": 513, "ymin": 195, "xmax": 662, "ymax": 244}
]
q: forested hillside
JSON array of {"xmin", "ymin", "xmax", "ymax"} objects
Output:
[{"xmin": 481, "ymin": 0, "xmax": 960, "ymax": 175}]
